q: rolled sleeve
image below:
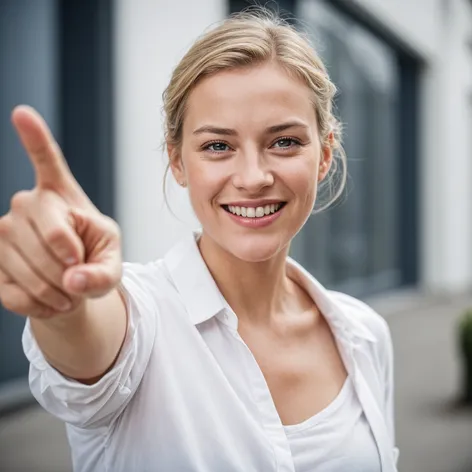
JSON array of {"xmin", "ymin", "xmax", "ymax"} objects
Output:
[{"xmin": 22, "ymin": 262, "xmax": 157, "ymax": 430}]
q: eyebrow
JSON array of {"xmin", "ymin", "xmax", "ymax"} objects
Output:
[{"xmin": 192, "ymin": 121, "xmax": 309, "ymax": 136}]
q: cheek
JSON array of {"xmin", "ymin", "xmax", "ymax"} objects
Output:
[
  {"xmin": 187, "ymin": 177, "xmax": 211, "ymax": 215},
  {"xmin": 185, "ymin": 159, "xmax": 226, "ymax": 216},
  {"xmin": 300, "ymin": 177, "xmax": 317, "ymax": 210},
  {"xmin": 282, "ymin": 159, "xmax": 318, "ymax": 207}
]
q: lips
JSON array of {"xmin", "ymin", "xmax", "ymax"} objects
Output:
[
  {"xmin": 221, "ymin": 202, "xmax": 286, "ymax": 218},
  {"xmin": 220, "ymin": 201, "xmax": 287, "ymax": 228}
]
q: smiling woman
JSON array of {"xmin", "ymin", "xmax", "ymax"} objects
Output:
[
  {"xmin": 2, "ymin": 7, "xmax": 398, "ymax": 472},
  {"xmin": 167, "ymin": 60, "xmax": 330, "ymax": 262}
]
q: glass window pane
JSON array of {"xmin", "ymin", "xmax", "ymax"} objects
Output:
[{"xmin": 292, "ymin": 0, "xmax": 401, "ymax": 296}]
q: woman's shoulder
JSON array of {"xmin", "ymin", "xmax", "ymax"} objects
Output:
[
  {"xmin": 285, "ymin": 257, "xmax": 391, "ymax": 346},
  {"xmin": 328, "ymin": 290, "xmax": 395, "ymax": 395},
  {"xmin": 120, "ymin": 259, "xmax": 175, "ymax": 302},
  {"xmin": 328, "ymin": 290, "xmax": 392, "ymax": 345},
  {"xmin": 122, "ymin": 259, "xmax": 166, "ymax": 281}
]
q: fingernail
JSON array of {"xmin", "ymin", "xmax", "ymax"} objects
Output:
[
  {"xmin": 70, "ymin": 273, "xmax": 86, "ymax": 291},
  {"xmin": 64, "ymin": 257, "xmax": 77, "ymax": 266}
]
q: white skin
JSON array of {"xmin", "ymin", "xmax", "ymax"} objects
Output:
[{"xmin": 170, "ymin": 62, "xmax": 347, "ymax": 424}]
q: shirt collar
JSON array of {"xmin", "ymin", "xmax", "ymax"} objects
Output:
[
  {"xmin": 163, "ymin": 232, "xmax": 227, "ymax": 325},
  {"xmin": 285, "ymin": 258, "xmax": 377, "ymax": 344},
  {"xmin": 163, "ymin": 231, "xmax": 377, "ymax": 344}
]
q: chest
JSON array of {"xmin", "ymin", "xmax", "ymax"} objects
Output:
[
  {"xmin": 238, "ymin": 315, "xmax": 348, "ymax": 426},
  {"xmin": 102, "ymin": 315, "xmax": 394, "ymax": 472},
  {"xmin": 285, "ymin": 404, "xmax": 382, "ymax": 472}
]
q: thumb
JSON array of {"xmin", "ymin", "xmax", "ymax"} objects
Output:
[{"xmin": 62, "ymin": 208, "xmax": 122, "ymax": 298}]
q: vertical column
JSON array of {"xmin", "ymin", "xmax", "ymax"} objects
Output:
[
  {"xmin": 113, "ymin": 0, "xmax": 226, "ymax": 262},
  {"xmin": 420, "ymin": 0, "xmax": 472, "ymax": 293}
]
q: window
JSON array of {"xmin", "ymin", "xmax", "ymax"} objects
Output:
[
  {"xmin": 229, "ymin": 0, "xmax": 419, "ymax": 296},
  {"xmin": 291, "ymin": 0, "xmax": 402, "ymax": 296}
]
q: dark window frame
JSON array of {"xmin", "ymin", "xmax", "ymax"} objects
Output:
[
  {"xmin": 324, "ymin": 0, "xmax": 421, "ymax": 286},
  {"xmin": 59, "ymin": 0, "xmax": 115, "ymax": 217}
]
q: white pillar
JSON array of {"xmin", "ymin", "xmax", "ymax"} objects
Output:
[
  {"xmin": 420, "ymin": 0, "xmax": 472, "ymax": 293},
  {"xmin": 113, "ymin": 0, "xmax": 226, "ymax": 262}
]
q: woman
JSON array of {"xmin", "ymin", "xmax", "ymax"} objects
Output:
[{"xmin": 0, "ymin": 10, "xmax": 398, "ymax": 472}]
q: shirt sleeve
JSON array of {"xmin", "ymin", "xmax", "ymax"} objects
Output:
[
  {"xmin": 21, "ymin": 262, "xmax": 157, "ymax": 430},
  {"xmin": 382, "ymin": 319, "xmax": 400, "ymax": 466}
]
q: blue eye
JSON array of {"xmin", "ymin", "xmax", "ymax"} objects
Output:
[
  {"xmin": 205, "ymin": 142, "xmax": 230, "ymax": 152},
  {"xmin": 273, "ymin": 138, "xmax": 300, "ymax": 149}
]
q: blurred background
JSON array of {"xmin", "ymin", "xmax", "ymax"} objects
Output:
[{"xmin": 1, "ymin": 0, "xmax": 472, "ymax": 471}]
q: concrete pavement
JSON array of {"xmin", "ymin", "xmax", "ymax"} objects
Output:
[
  {"xmin": 384, "ymin": 292, "xmax": 472, "ymax": 472},
  {"xmin": 1, "ymin": 292, "xmax": 472, "ymax": 472}
]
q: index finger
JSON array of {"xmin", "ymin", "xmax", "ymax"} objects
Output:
[{"xmin": 11, "ymin": 105, "xmax": 73, "ymax": 190}]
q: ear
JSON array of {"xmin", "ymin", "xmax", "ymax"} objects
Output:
[
  {"xmin": 318, "ymin": 132, "xmax": 334, "ymax": 182},
  {"xmin": 167, "ymin": 142, "xmax": 186, "ymax": 187}
]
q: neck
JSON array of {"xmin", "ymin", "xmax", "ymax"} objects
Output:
[{"xmin": 198, "ymin": 232, "xmax": 296, "ymax": 325}]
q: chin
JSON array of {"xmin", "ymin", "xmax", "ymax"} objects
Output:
[{"xmin": 224, "ymin": 233, "xmax": 289, "ymax": 263}]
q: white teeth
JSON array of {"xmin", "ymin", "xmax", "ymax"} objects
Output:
[
  {"xmin": 226, "ymin": 203, "xmax": 284, "ymax": 218},
  {"xmin": 246, "ymin": 207, "xmax": 256, "ymax": 218},
  {"xmin": 255, "ymin": 207, "xmax": 264, "ymax": 217}
]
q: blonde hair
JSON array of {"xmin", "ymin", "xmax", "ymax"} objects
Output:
[{"xmin": 162, "ymin": 8, "xmax": 347, "ymax": 212}]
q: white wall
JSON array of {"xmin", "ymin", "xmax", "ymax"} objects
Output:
[
  {"xmin": 114, "ymin": 0, "xmax": 226, "ymax": 262},
  {"xmin": 420, "ymin": 0, "xmax": 472, "ymax": 293}
]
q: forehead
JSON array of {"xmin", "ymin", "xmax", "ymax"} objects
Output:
[{"xmin": 184, "ymin": 62, "xmax": 317, "ymax": 131}]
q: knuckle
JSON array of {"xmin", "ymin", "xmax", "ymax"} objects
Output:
[
  {"xmin": 0, "ymin": 284, "xmax": 53, "ymax": 318},
  {"xmin": 44, "ymin": 226, "xmax": 69, "ymax": 248},
  {"xmin": 34, "ymin": 306, "xmax": 55, "ymax": 319},
  {"xmin": 0, "ymin": 289, "xmax": 23, "ymax": 314},
  {"xmin": 39, "ymin": 188, "xmax": 61, "ymax": 205},
  {"xmin": 102, "ymin": 215, "xmax": 121, "ymax": 240},
  {"xmin": 33, "ymin": 281, "xmax": 53, "ymax": 300},
  {"xmin": 107, "ymin": 217, "xmax": 121, "ymax": 237},
  {"xmin": 1, "ymin": 296, "xmax": 17, "ymax": 313},
  {"xmin": 10, "ymin": 190, "xmax": 31, "ymax": 213},
  {"xmin": 0, "ymin": 215, "xmax": 12, "ymax": 238},
  {"xmin": 38, "ymin": 191, "xmax": 67, "ymax": 216}
]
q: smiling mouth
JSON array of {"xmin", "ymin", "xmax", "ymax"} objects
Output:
[{"xmin": 221, "ymin": 202, "xmax": 287, "ymax": 218}]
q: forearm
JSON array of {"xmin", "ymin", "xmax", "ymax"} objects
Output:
[{"xmin": 30, "ymin": 287, "xmax": 127, "ymax": 383}]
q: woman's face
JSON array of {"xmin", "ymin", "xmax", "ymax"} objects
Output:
[{"xmin": 170, "ymin": 61, "xmax": 332, "ymax": 262}]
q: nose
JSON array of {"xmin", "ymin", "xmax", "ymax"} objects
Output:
[{"xmin": 232, "ymin": 151, "xmax": 274, "ymax": 193}]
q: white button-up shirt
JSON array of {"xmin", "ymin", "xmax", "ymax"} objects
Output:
[{"xmin": 23, "ymin": 232, "xmax": 399, "ymax": 472}]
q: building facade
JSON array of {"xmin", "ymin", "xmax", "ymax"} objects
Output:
[{"xmin": 1, "ymin": 0, "xmax": 472, "ymax": 404}]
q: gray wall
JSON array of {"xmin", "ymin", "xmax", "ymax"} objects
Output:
[{"xmin": 0, "ymin": 0, "xmax": 59, "ymax": 385}]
